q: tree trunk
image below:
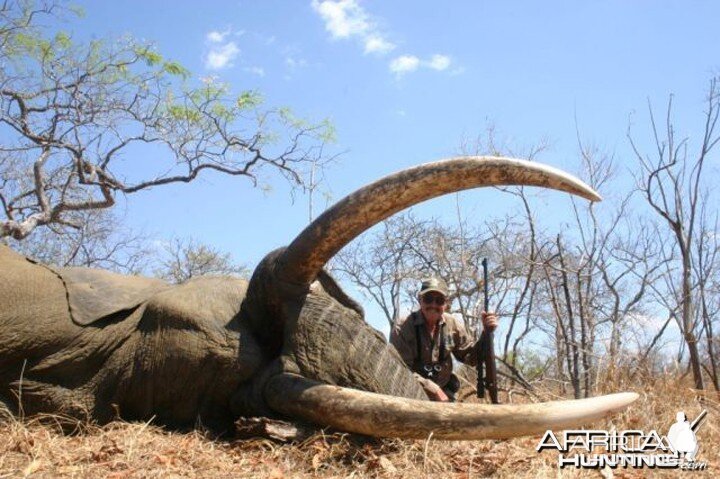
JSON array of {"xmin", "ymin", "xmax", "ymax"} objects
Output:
[{"xmin": 681, "ymin": 244, "xmax": 704, "ymax": 390}]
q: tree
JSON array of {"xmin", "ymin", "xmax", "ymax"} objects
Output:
[
  {"xmin": 6, "ymin": 208, "xmax": 150, "ymax": 273},
  {"xmin": 333, "ymin": 214, "xmax": 429, "ymax": 326},
  {"xmin": 0, "ymin": 1, "xmax": 334, "ymax": 241},
  {"xmin": 153, "ymin": 237, "xmax": 249, "ymax": 284},
  {"xmin": 629, "ymin": 78, "xmax": 720, "ymax": 390},
  {"xmin": 691, "ymin": 202, "xmax": 720, "ymax": 391},
  {"xmin": 599, "ymin": 213, "xmax": 665, "ymax": 368}
]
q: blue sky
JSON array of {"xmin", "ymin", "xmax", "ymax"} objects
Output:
[{"xmin": 63, "ymin": 1, "xmax": 719, "ymax": 336}]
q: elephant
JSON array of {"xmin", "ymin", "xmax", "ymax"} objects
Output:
[{"xmin": 0, "ymin": 156, "xmax": 638, "ymax": 440}]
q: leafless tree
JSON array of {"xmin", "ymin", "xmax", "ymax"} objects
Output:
[
  {"xmin": 629, "ymin": 77, "xmax": 720, "ymax": 390},
  {"xmin": 527, "ymin": 137, "xmax": 665, "ymax": 398},
  {"xmin": 693, "ymin": 200, "xmax": 720, "ymax": 391},
  {"xmin": 0, "ymin": 1, "xmax": 334, "ymax": 241},
  {"xmin": 153, "ymin": 237, "xmax": 249, "ymax": 284},
  {"xmin": 457, "ymin": 129, "xmax": 555, "ymax": 381},
  {"xmin": 3, "ymin": 208, "xmax": 150, "ymax": 273},
  {"xmin": 599, "ymin": 214, "xmax": 666, "ymax": 367},
  {"xmin": 333, "ymin": 214, "xmax": 429, "ymax": 326}
]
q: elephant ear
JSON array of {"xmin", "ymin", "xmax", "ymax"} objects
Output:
[{"xmin": 53, "ymin": 266, "xmax": 170, "ymax": 326}]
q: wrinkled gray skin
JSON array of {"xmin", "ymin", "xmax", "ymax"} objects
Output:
[{"xmin": 0, "ymin": 245, "xmax": 423, "ymax": 433}]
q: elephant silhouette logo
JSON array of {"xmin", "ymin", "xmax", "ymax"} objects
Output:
[{"xmin": 667, "ymin": 410, "xmax": 706, "ymax": 462}]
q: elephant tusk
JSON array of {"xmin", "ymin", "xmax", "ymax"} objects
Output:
[
  {"xmin": 265, "ymin": 373, "xmax": 638, "ymax": 440},
  {"xmin": 277, "ymin": 156, "xmax": 601, "ymax": 286}
]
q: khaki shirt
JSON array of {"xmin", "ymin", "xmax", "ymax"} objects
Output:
[{"xmin": 390, "ymin": 311, "xmax": 479, "ymax": 391}]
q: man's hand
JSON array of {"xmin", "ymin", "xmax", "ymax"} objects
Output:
[
  {"xmin": 482, "ymin": 311, "xmax": 498, "ymax": 333},
  {"xmin": 415, "ymin": 374, "xmax": 450, "ymax": 402},
  {"xmin": 428, "ymin": 387, "xmax": 450, "ymax": 402},
  {"xmin": 413, "ymin": 373, "xmax": 450, "ymax": 402}
]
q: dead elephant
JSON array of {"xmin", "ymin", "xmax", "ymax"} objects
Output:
[{"xmin": 0, "ymin": 156, "xmax": 638, "ymax": 439}]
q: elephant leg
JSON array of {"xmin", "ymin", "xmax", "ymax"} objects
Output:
[{"xmin": 8, "ymin": 378, "xmax": 95, "ymax": 423}]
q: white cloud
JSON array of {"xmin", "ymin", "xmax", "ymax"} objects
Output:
[
  {"xmin": 204, "ymin": 27, "xmax": 243, "ymax": 71},
  {"xmin": 311, "ymin": 0, "xmax": 395, "ymax": 55},
  {"xmin": 312, "ymin": 0, "xmax": 369, "ymax": 38},
  {"xmin": 427, "ymin": 54, "xmax": 451, "ymax": 71},
  {"xmin": 205, "ymin": 41, "xmax": 240, "ymax": 70},
  {"xmin": 311, "ymin": 2, "xmax": 459, "ymax": 77},
  {"xmin": 389, "ymin": 53, "xmax": 456, "ymax": 78},
  {"xmin": 244, "ymin": 66, "xmax": 265, "ymax": 77},
  {"xmin": 364, "ymin": 35, "xmax": 394, "ymax": 55},
  {"xmin": 205, "ymin": 27, "xmax": 245, "ymax": 70},
  {"xmin": 206, "ymin": 29, "xmax": 231, "ymax": 43},
  {"xmin": 389, "ymin": 55, "xmax": 420, "ymax": 77}
]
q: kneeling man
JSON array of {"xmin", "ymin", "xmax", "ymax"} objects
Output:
[{"xmin": 390, "ymin": 277, "xmax": 497, "ymax": 402}]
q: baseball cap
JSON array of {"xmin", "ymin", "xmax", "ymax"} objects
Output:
[{"xmin": 419, "ymin": 277, "xmax": 449, "ymax": 297}]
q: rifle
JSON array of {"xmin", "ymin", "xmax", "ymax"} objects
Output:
[{"xmin": 476, "ymin": 258, "xmax": 499, "ymax": 403}]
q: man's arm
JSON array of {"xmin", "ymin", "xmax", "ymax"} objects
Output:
[{"xmin": 450, "ymin": 312, "xmax": 498, "ymax": 366}]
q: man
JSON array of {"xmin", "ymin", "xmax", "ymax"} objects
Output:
[{"xmin": 390, "ymin": 277, "xmax": 498, "ymax": 402}]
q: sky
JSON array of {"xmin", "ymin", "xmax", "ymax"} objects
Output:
[{"xmin": 60, "ymin": 0, "xmax": 719, "ymax": 337}]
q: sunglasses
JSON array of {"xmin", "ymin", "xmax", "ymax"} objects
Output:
[{"xmin": 422, "ymin": 294, "xmax": 447, "ymax": 306}]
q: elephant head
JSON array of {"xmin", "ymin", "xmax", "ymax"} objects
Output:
[{"xmin": 233, "ymin": 156, "xmax": 638, "ymax": 440}]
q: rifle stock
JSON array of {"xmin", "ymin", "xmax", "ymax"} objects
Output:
[
  {"xmin": 477, "ymin": 258, "xmax": 499, "ymax": 404},
  {"xmin": 484, "ymin": 329, "xmax": 499, "ymax": 403},
  {"xmin": 476, "ymin": 334, "xmax": 484, "ymax": 398}
]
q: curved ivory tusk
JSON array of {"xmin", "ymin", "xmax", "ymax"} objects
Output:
[
  {"xmin": 277, "ymin": 157, "xmax": 601, "ymax": 286},
  {"xmin": 265, "ymin": 374, "xmax": 637, "ymax": 440}
]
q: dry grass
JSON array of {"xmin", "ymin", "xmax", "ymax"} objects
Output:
[{"xmin": 1, "ymin": 373, "xmax": 718, "ymax": 478}]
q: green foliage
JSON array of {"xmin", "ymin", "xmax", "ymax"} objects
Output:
[
  {"xmin": 11, "ymin": 32, "xmax": 35, "ymax": 51},
  {"xmin": 318, "ymin": 118, "xmax": 337, "ymax": 143},
  {"xmin": 210, "ymin": 102, "xmax": 234, "ymax": 122},
  {"xmin": 163, "ymin": 61, "xmax": 189, "ymax": 78},
  {"xmin": 0, "ymin": 1, "xmax": 335, "ymax": 244},
  {"xmin": 191, "ymin": 82, "xmax": 227, "ymax": 103},
  {"xmin": 236, "ymin": 90, "xmax": 262, "ymax": 109},
  {"xmin": 54, "ymin": 31, "xmax": 71, "ymax": 49},
  {"xmin": 167, "ymin": 104, "xmax": 201, "ymax": 123},
  {"xmin": 135, "ymin": 47, "xmax": 163, "ymax": 66},
  {"xmin": 279, "ymin": 106, "xmax": 309, "ymax": 130},
  {"xmin": 6, "ymin": 32, "xmax": 50, "ymax": 58}
]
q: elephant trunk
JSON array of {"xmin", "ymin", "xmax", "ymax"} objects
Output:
[
  {"xmin": 276, "ymin": 157, "xmax": 601, "ymax": 287},
  {"xmin": 265, "ymin": 373, "xmax": 639, "ymax": 440},
  {"xmin": 283, "ymin": 280, "xmax": 426, "ymax": 400}
]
